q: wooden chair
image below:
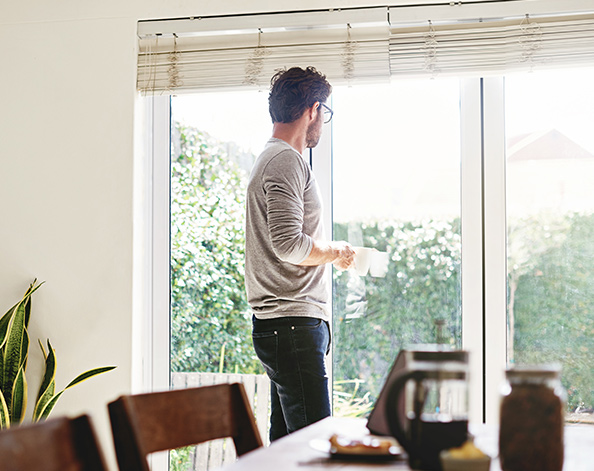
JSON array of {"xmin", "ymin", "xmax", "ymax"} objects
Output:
[
  {"xmin": 0, "ymin": 415, "xmax": 108, "ymax": 471},
  {"xmin": 108, "ymin": 382, "xmax": 263, "ymax": 471}
]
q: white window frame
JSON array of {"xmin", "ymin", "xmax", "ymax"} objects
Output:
[
  {"xmin": 143, "ymin": 79, "xmax": 511, "ymax": 443},
  {"xmin": 144, "ymin": 94, "xmax": 172, "ymax": 471},
  {"xmin": 460, "ymin": 77, "xmax": 508, "ymax": 424},
  {"xmin": 460, "ymin": 78, "xmax": 486, "ymax": 424},
  {"xmin": 146, "ymin": 94, "xmax": 172, "ymax": 395},
  {"xmin": 481, "ymin": 77, "xmax": 507, "ymax": 425}
]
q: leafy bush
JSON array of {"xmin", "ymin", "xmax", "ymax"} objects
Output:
[
  {"xmin": 511, "ymin": 212, "xmax": 594, "ymax": 411},
  {"xmin": 332, "ymin": 219, "xmax": 462, "ymax": 404},
  {"xmin": 170, "ymin": 123, "xmax": 261, "ymax": 375}
]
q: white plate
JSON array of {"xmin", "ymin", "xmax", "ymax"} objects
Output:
[{"xmin": 309, "ymin": 438, "xmax": 403, "ymax": 461}]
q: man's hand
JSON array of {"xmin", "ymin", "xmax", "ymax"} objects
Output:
[
  {"xmin": 331, "ymin": 241, "xmax": 355, "ymax": 271},
  {"xmin": 299, "ymin": 240, "xmax": 355, "ymax": 269}
]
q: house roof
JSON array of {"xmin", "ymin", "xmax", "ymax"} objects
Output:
[{"xmin": 507, "ymin": 129, "xmax": 594, "ymax": 162}]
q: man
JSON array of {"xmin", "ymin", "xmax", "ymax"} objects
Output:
[{"xmin": 245, "ymin": 66, "xmax": 355, "ymax": 441}]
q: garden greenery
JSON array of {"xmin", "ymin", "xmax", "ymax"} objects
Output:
[{"xmin": 171, "ymin": 121, "xmax": 594, "ymax": 415}]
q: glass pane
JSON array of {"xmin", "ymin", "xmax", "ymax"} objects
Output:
[
  {"xmin": 331, "ymin": 80, "xmax": 462, "ymax": 417},
  {"xmin": 505, "ymin": 67, "xmax": 594, "ymax": 423},
  {"xmin": 169, "ymin": 91, "xmax": 272, "ymax": 469},
  {"xmin": 170, "ymin": 91, "xmax": 269, "ymax": 376}
]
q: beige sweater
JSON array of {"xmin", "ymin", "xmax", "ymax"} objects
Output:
[{"xmin": 244, "ymin": 138, "xmax": 329, "ymax": 322}]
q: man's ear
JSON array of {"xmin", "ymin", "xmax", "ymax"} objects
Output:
[{"xmin": 308, "ymin": 102, "xmax": 320, "ymax": 121}]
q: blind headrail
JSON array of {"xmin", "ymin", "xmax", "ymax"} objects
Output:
[{"xmin": 138, "ymin": 0, "xmax": 594, "ymax": 39}]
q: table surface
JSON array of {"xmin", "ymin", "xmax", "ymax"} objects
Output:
[{"xmin": 223, "ymin": 416, "xmax": 594, "ymax": 470}]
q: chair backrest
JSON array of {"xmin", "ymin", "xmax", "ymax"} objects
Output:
[
  {"xmin": 0, "ymin": 415, "xmax": 108, "ymax": 471},
  {"xmin": 108, "ymin": 382, "xmax": 263, "ymax": 471}
]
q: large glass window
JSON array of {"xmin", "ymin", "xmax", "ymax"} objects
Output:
[
  {"xmin": 168, "ymin": 92, "xmax": 271, "ymax": 470},
  {"xmin": 331, "ymin": 80, "xmax": 462, "ymax": 416},
  {"xmin": 162, "ymin": 67, "xmax": 594, "ymax": 471},
  {"xmin": 170, "ymin": 92, "xmax": 269, "ymax": 377},
  {"xmin": 505, "ymin": 67, "xmax": 594, "ymax": 422}
]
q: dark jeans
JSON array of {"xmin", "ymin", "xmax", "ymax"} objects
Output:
[{"xmin": 252, "ymin": 315, "xmax": 331, "ymax": 442}]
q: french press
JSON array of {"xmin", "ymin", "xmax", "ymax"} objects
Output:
[{"xmin": 385, "ymin": 350, "xmax": 470, "ymax": 471}]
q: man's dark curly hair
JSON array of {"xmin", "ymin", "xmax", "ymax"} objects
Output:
[{"xmin": 268, "ymin": 66, "xmax": 332, "ymax": 124}]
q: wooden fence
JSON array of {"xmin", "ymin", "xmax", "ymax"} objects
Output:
[{"xmin": 170, "ymin": 372, "xmax": 270, "ymax": 471}]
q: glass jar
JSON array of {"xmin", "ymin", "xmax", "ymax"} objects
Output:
[{"xmin": 499, "ymin": 365, "xmax": 565, "ymax": 471}]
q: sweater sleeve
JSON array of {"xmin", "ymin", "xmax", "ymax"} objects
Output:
[{"xmin": 262, "ymin": 150, "xmax": 313, "ymax": 264}]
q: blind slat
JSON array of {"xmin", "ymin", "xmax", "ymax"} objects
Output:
[
  {"xmin": 389, "ymin": 13, "xmax": 594, "ymax": 78},
  {"xmin": 137, "ymin": 11, "xmax": 594, "ymax": 94},
  {"xmin": 138, "ymin": 27, "xmax": 391, "ymax": 93}
]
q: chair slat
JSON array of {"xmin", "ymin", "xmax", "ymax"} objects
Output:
[
  {"xmin": 109, "ymin": 383, "xmax": 263, "ymax": 471},
  {"xmin": 0, "ymin": 415, "xmax": 107, "ymax": 471}
]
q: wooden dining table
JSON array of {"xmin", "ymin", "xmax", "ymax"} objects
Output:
[{"xmin": 222, "ymin": 416, "xmax": 594, "ymax": 470}]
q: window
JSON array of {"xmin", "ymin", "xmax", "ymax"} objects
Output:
[
  {"xmin": 169, "ymin": 92, "xmax": 268, "ymax": 377},
  {"xmin": 142, "ymin": 9, "xmax": 594, "ymax": 470},
  {"xmin": 331, "ymin": 80, "xmax": 462, "ymax": 415},
  {"xmin": 159, "ymin": 67, "xmax": 594, "ymax": 424},
  {"xmin": 505, "ymin": 67, "xmax": 594, "ymax": 421}
]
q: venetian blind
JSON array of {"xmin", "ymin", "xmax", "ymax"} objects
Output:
[
  {"xmin": 137, "ymin": 8, "xmax": 390, "ymax": 94},
  {"xmin": 137, "ymin": 6, "xmax": 594, "ymax": 95},
  {"xmin": 389, "ymin": 13, "xmax": 594, "ymax": 79}
]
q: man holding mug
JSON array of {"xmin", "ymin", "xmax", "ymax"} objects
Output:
[{"xmin": 245, "ymin": 66, "xmax": 354, "ymax": 441}]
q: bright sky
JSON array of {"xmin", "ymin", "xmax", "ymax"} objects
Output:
[
  {"xmin": 172, "ymin": 90, "xmax": 271, "ymax": 156},
  {"xmin": 504, "ymin": 67, "xmax": 594, "ymax": 154}
]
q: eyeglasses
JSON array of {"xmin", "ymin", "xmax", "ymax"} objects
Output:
[{"xmin": 321, "ymin": 103, "xmax": 333, "ymax": 124}]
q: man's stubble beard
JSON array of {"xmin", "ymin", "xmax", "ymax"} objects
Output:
[{"xmin": 305, "ymin": 114, "xmax": 323, "ymax": 148}]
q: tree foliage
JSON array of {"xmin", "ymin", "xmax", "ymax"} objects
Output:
[
  {"xmin": 511, "ymin": 212, "xmax": 594, "ymax": 411},
  {"xmin": 170, "ymin": 122, "xmax": 261, "ymax": 374},
  {"xmin": 332, "ymin": 219, "xmax": 462, "ymax": 403}
]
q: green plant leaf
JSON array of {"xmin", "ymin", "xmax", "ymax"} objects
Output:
[
  {"xmin": 0, "ymin": 303, "xmax": 18, "ymax": 389},
  {"xmin": 21, "ymin": 328, "xmax": 29, "ymax": 372},
  {"xmin": 22, "ymin": 279, "xmax": 43, "ymax": 299},
  {"xmin": 64, "ymin": 366, "xmax": 116, "ymax": 389},
  {"xmin": 22, "ymin": 280, "xmax": 44, "ymax": 329},
  {"xmin": 10, "ymin": 366, "xmax": 27, "ymax": 425},
  {"xmin": 0, "ymin": 280, "xmax": 42, "ymax": 351},
  {"xmin": 36, "ymin": 366, "xmax": 115, "ymax": 421},
  {"xmin": 36, "ymin": 390, "xmax": 64, "ymax": 421},
  {"xmin": 1, "ymin": 281, "xmax": 116, "ymax": 425},
  {"xmin": 2, "ymin": 301, "xmax": 28, "ymax": 411},
  {"xmin": 0, "ymin": 388, "xmax": 10, "ymax": 429},
  {"xmin": 23, "ymin": 289, "xmax": 32, "ymax": 329},
  {"xmin": 0, "ymin": 305, "xmax": 17, "ymax": 351},
  {"xmin": 38, "ymin": 339, "xmax": 47, "ymax": 359},
  {"xmin": 33, "ymin": 340, "xmax": 56, "ymax": 421},
  {"xmin": 36, "ymin": 340, "xmax": 55, "ymax": 400},
  {"xmin": 33, "ymin": 378, "xmax": 55, "ymax": 422}
]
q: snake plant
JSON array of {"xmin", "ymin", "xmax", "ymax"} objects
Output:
[{"xmin": 0, "ymin": 280, "xmax": 115, "ymax": 428}]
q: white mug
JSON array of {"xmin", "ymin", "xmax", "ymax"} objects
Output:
[
  {"xmin": 353, "ymin": 247, "xmax": 372, "ymax": 276},
  {"xmin": 369, "ymin": 251, "xmax": 390, "ymax": 278},
  {"xmin": 353, "ymin": 248, "xmax": 389, "ymax": 277}
]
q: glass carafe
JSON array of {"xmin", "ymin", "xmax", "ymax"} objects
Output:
[{"xmin": 386, "ymin": 351, "xmax": 469, "ymax": 471}]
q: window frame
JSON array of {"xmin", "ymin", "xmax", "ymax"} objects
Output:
[
  {"xmin": 145, "ymin": 94, "xmax": 172, "ymax": 471},
  {"xmin": 146, "ymin": 77, "xmax": 510, "ymax": 428}
]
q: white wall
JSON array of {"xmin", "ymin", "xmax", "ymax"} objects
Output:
[
  {"xmin": 1, "ymin": 1, "xmax": 592, "ymax": 469},
  {"xmin": 0, "ymin": 12, "xmax": 138, "ymax": 471}
]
